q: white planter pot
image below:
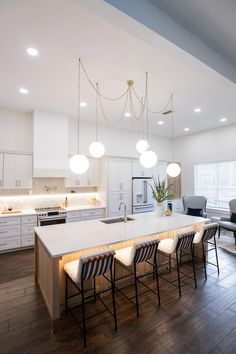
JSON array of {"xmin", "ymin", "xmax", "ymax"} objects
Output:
[{"xmin": 156, "ymin": 202, "xmax": 164, "ymax": 217}]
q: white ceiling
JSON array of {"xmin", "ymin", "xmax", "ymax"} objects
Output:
[{"xmin": 0, "ymin": 0, "xmax": 236, "ymax": 137}]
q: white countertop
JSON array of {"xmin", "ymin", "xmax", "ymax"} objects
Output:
[
  {"xmin": 0, "ymin": 204, "xmax": 106, "ymax": 218},
  {"xmin": 34, "ymin": 212, "xmax": 208, "ymax": 258},
  {"xmin": 0, "ymin": 209, "xmax": 37, "ymax": 218}
]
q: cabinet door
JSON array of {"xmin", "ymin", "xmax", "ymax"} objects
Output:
[
  {"xmin": 132, "ymin": 160, "xmax": 153, "ymax": 178},
  {"xmin": 65, "ymin": 169, "xmax": 88, "ymax": 188},
  {"xmin": 108, "ymin": 191, "xmax": 131, "ymax": 217},
  {"xmin": 152, "ymin": 161, "xmax": 167, "ymax": 181},
  {"xmin": 0, "ymin": 153, "xmax": 3, "ymax": 189},
  {"xmin": 17, "ymin": 155, "xmax": 33, "ymax": 189},
  {"xmin": 109, "ymin": 159, "xmax": 132, "ymax": 192},
  {"xmin": 3, "ymin": 154, "xmax": 17, "ymax": 189},
  {"xmin": 88, "ymin": 158, "xmax": 100, "ymax": 187}
]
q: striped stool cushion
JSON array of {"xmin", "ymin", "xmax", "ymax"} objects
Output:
[
  {"xmin": 115, "ymin": 237, "xmax": 159, "ymax": 266},
  {"xmin": 64, "ymin": 249, "xmax": 115, "ymax": 284}
]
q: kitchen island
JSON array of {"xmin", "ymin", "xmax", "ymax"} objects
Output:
[{"xmin": 34, "ymin": 212, "xmax": 208, "ymax": 332}]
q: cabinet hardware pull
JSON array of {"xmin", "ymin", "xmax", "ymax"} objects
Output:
[
  {"xmin": 0, "ymin": 231, "xmax": 7, "ymax": 234},
  {"xmin": 0, "ymin": 180, "xmax": 2, "ymax": 187},
  {"xmin": 0, "ymin": 243, "xmax": 7, "ymax": 246}
]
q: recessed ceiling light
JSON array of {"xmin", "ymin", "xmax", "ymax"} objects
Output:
[
  {"xmin": 184, "ymin": 127, "xmax": 190, "ymax": 132},
  {"xmin": 124, "ymin": 112, "xmax": 131, "ymax": 117},
  {"xmin": 80, "ymin": 102, "xmax": 87, "ymax": 107},
  {"xmin": 194, "ymin": 108, "xmax": 201, "ymax": 113},
  {"xmin": 26, "ymin": 47, "xmax": 39, "ymax": 56},
  {"xmin": 220, "ymin": 117, "xmax": 227, "ymax": 122},
  {"xmin": 19, "ymin": 87, "xmax": 29, "ymax": 94},
  {"xmin": 158, "ymin": 121, "xmax": 164, "ymax": 125}
]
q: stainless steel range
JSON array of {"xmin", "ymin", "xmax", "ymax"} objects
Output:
[{"xmin": 35, "ymin": 207, "xmax": 67, "ymax": 226}]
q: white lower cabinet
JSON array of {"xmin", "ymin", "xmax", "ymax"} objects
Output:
[
  {"xmin": 67, "ymin": 208, "xmax": 106, "ymax": 223},
  {"xmin": 108, "ymin": 192, "xmax": 131, "ymax": 217},
  {"xmin": 21, "ymin": 215, "xmax": 38, "ymax": 247},
  {"xmin": 0, "ymin": 214, "xmax": 37, "ymax": 252},
  {"xmin": 0, "ymin": 217, "xmax": 21, "ymax": 252},
  {"xmin": 66, "ymin": 210, "xmax": 81, "ymax": 223}
]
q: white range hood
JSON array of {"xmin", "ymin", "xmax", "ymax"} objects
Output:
[{"xmin": 33, "ymin": 110, "xmax": 69, "ymax": 177}]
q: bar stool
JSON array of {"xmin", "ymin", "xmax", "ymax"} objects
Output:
[
  {"xmin": 114, "ymin": 237, "xmax": 160, "ymax": 317},
  {"xmin": 193, "ymin": 222, "xmax": 219, "ymax": 280},
  {"xmin": 64, "ymin": 249, "xmax": 117, "ymax": 348},
  {"xmin": 158, "ymin": 231, "xmax": 197, "ymax": 297}
]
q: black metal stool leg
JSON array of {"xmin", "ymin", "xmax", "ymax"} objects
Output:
[
  {"xmin": 202, "ymin": 240, "xmax": 207, "ymax": 280},
  {"xmin": 191, "ymin": 246, "xmax": 197, "ymax": 288},
  {"xmin": 93, "ymin": 277, "xmax": 96, "ymax": 303},
  {"xmin": 176, "ymin": 251, "xmax": 182, "ymax": 297},
  {"xmin": 214, "ymin": 235, "xmax": 220, "ymax": 274},
  {"xmin": 218, "ymin": 225, "xmax": 221, "ymax": 239},
  {"xmin": 154, "ymin": 254, "xmax": 161, "ymax": 306},
  {"xmin": 81, "ymin": 279, "xmax": 87, "ymax": 348},
  {"xmin": 134, "ymin": 263, "xmax": 139, "ymax": 317},
  {"xmin": 169, "ymin": 254, "xmax": 171, "ymax": 273},
  {"xmin": 110, "ymin": 268, "xmax": 117, "ymax": 330}
]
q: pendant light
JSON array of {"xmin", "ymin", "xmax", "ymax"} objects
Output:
[
  {"xmin": 69, "ymin": 59, "xmax": 89, "ymax": 174},
  {"xmin": 167, "ymin": 94, "xmax": 181, "ymax": 177},
  {"xmin": 89, "ymin": 83, "xmax": 105, "ymax": 158},
  {"xmin": 136, "ymin": 139, "xmax": 149, "ymax": 154},
  {"xmin": 140, "ymin": 72, "xmax": 158, "ymax": 168}
]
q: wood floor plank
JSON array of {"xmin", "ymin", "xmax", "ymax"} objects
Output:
[{"xmin": 0, "ymin": 247, "xmax": 236, "ymax": 353}]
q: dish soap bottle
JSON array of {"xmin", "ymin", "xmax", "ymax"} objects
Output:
[{"xmin": 64, "ymin": 197, "xmax": 69, "ymax": 208}]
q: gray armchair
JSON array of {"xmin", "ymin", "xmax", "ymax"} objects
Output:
[
  {"xmin": 218, "ymin": 199, "xmax": 236, "ymax": 245},
  {"xmin": 182, "ymin": 195, "xmax": 207, "ymax": 218}
]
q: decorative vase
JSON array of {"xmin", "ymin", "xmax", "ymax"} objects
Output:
[{"xmin": 156, "ymin": 202, "xmax": 164, "ymax": 217}]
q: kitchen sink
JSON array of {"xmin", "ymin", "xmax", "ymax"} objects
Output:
[{"xmin": 100, "ymin": 217, "xmax": 134, "ymax": 224}]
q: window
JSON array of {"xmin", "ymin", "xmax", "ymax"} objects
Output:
[{"xmin": 194, "ymin": 161, "xmax": 236, "ymax": 209}]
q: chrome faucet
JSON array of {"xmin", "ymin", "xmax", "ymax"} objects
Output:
[{"xmin": 119, "ymin": 201, "xmax": 127, "ymax": 223}]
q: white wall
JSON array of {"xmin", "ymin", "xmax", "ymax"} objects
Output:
[
  {"xmin": 0, "ymin": 108, "xmax": 172, "ymax": 161},
  {"xmin": 0, "ymin": 109, "xmax": 32, "ymax": 153},
  {"xmin": 174, "ymin": 124, "xmax": 236, "ymax": 195}
]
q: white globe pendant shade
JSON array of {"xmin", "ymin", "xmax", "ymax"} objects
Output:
[
  {"xmin": 89, "ymin": 141, "xmax": 105, "ymax": 158},
  {"xmin": 136, "ymin": 140, "xmax": 149, "ymax": 154},
  {"xmin": 69, "ymin": 154, "xmax": 89, "ymax": 174},
  {"xmin": 140, "ymin": 150, "xmax": 158, "ymax": 168},
  {"xmin": 167, "ymin": 162, "xmax": 181, "ymax": 177}
]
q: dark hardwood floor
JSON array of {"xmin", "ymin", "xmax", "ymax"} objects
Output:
[{"xmin": 1, "ymin": 245, "xmax": 236, "ymax": 353}]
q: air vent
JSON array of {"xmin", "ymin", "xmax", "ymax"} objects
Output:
[{"xmin": 162, "ymin": 110, "xmax": 172, "ymax": 115}]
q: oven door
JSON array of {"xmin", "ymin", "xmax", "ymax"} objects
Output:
[{"xmin": 39, "ymin": 217, "xmax": 66, "ymax": 226}]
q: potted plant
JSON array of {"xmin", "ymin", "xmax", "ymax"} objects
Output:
[{"xmin": 150, "ymin": 176, "xmax": 174, "ymax": 216}]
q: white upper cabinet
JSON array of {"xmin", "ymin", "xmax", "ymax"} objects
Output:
[
  {"xmin": 88, "ymin": 158, "xmax": 100, "ymax": 187},
  {"xmin": 65, "ymin": 158, "xmax": 100, "ymax": 188},
  {"xmin": 108, "ymin": 191, "xmax": 132, "ymax": 217},
  {"xmin": 0, "ymin": 153, "xmax": 3, "ymax": 189},
  {"xmin": 132, "ymin": 160, "xmax": 153, "ymax": 178},
  {"xmin": 3, "ymin": 154, "xmax": 32, "ymax": 189},
  {"xmin": 152, "ymin": 161, "xmax": 167, "ymax": 181},
  {"xmin": 33, "ymin": 111, "xmax": 69, "ymax": 177},
  {"xmin": 108, "ymin": 158, "xmax": 132, "ymax": 192}
]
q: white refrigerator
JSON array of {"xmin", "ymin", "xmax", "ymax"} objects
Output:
[{"xmin": 132, "ymin": 177, "xmax": 155, "ymax": 214}]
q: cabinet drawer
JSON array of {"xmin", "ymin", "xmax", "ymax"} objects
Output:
[
  {"xmin": 22, "ymin": 235, "xmax": 34, "ymax": 247},
  {"xmin": 67, "ymin": 211, "xmax": 81, "ymax": 219},
  {"xmin": 22, "ymin": 223, "xmax": 36, "ymax": 235},
  {"xmin": 81, "ymin": 209, "xmax": 105, "ymax": 218},
  {"xmin": 0, "ymin": 217, "xmax": 21, "ymax": 226},
  {"xmin": 0, "ymin": 225, "xmax": 21, "ymax": 238},
  {"xmin": 0, "ymin": 237, "xmax": 21, "ymax": 251},
  {"xmin": 22, "ymin": 215, "xmax": 38, "ymax": 225}
]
